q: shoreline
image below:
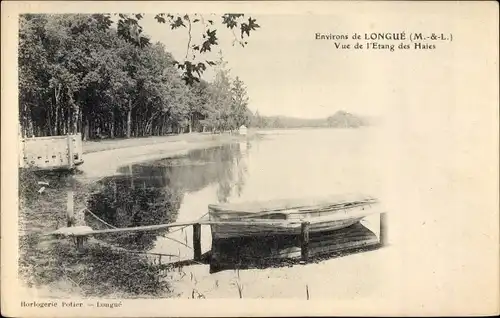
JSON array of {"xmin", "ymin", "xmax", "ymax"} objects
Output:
[
  {"xmin": 82, "ymin": 132, "xmax": 236, "ymax": 154},
  {"xmin": 77, "ymin": 132, "xmax": 261, "ymax": 181}
]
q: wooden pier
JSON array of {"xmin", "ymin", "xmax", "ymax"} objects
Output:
[{"xmin": 52, "ymin": 194, "xmax": 388, "ymax": 267}]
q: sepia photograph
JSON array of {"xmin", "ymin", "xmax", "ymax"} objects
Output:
[{"xmin": 2, "ymin": 1, "xmax": 499, "ymax": 317}]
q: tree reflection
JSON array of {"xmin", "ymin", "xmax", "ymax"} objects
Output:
[
  {"xmin": 87, "ymin": 142, "xmax": 249, "ymax": 250},
  {"xmin": 87, "ymin": 176, "xmax": 183, "ymax": 250}
]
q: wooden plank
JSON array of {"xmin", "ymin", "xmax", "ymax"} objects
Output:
[
  {"xmin": 50, "ymin": 221, "xmax": 201, "ymax": 237},
  {"xmin": 212, "ymin": 208, "xmax": 384, "ymax": 225},
  {"xmin": 300, "ymin": 222, "xmax": 310, "ymax": 262},
  {"xmin": 49, "ymin": 220, "xmax": 298, "ymax": 237},
  {"xmin": 232, "ymin": 201, "xmax": 378, "ymax": 220},
  {"xmin": 193, "ymin": 223, "xmax": 201, "ymax": 261},
  {"xmin": 208, "ymin": 193, "xmax": 378, "ymax": 213}
]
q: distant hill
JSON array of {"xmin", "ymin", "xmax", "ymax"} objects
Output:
[
  {"xmin": 326, "ymin": 110, "xmax": 368, "ymax": 128},
  {"xmin": 252, "ymin": 111, "xmax": 370, "ymax": 129}
]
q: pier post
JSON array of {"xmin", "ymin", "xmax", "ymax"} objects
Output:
[
  {"xmin": 66, "ymin": 176, "xmax": 83, "ymax": 253},
  {"xmin": 380, "ymin": 212, "xmax": 388, "ymax": 246},
  {"xmin": 300, "ymin": 221, "xmax": 310, "ymax": 263},
  {"xmin": 193, "ymin": 223, "xmax": 201, "ymax": 261},
  {"xmin": 76, "ymin": 237, "xmax": 84, "ymax": 253},
  {"xmin": 209, "ymin": 237, "xmax": 220, "ymax": 273},
  {"xmin": 66, "ymin": 189, "xmax": 74, "ymax": 227}
]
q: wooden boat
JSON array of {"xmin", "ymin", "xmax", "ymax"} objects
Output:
[{"xmin": 208, "ymin": 193, "xmax": 383, "ymax": 239}]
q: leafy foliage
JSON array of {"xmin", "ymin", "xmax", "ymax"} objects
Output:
[
  {"xmin": 19, "ymin": 14, "xmax": 256, "ymax": 139},
  {"xmin": 231, "ymin": 76, "xmax": 251, "ymax": 128},
  {"xmin": 147, "ymin": 13, "xmax": 259, "ymax": 84},
  {"xmin": 199, "ymin": 55, "xmax": 252, "ymax": 132}
]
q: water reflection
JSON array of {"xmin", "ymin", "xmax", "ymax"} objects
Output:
[
  {"xmin": 86, "ymin": 142, "xmax": 248, "ymax": 251},
  {"xmin": 86, "ymin": 128, "xmax": 382, "ymax": 266},
  {"xmin": 210, "ymin": 222, "xmax": 380, "ymax": 273}
]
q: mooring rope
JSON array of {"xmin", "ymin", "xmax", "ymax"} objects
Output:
[
  {"xmin": 83, "ymin": 206, "xmax": 202, "ymax": 250},
  {"xmin": 164, "ymin": 211, "xmax": 209, "ymax": 234},
  {"xmin": 159, "ymin": 235, "xmax": 193, "ymax": 250},
  {"xmin": 83, "ymin": 208, "xmax": 117, "ymax": 229},
  {"xmin": 156, "ymin": 211, "xmax": 211, "ymax": 249}
]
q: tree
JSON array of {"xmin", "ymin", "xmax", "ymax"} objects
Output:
[
  {"xmin": 19, "ymin": 14, "xmax": 258, "ymax": 139},
  {"xmin": 186, "ymin": 80, "xmax": 212, "ymax": 132},
  {"xmin": 252, "ymin": 111, "xmax": 268, "ymax": 128},
  {"xmin": 19, "ymin": 14, "xmax": 119, "ymax": 137},
  {"xmin": 202, "ymin": 55, "xmax": 233, "ymax": 132},
  {"xmin": 230, "ymin": 76, "xmax": 250, "ymax": 128},
  {"xmin": 114, "ymin": 13, "xmax": 260, "ymax": 85}
]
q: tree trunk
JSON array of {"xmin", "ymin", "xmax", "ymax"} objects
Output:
[
  {"xmin": 53, "ymin": 105, "xmax": 59, "ymax": 136},
  {"xmin": 27, "ymin": 111, "xmax": 34, "ymax": 137},
  {"xmin": 133, "ymin": 115, "xmax": 138, "ymax": 137},
  {"xmin": 53, "ymin": 84, "xmax": 61, "ymax": 136},
  {"xmin": 46, "ymin": 104, "xmax": 52, "ymax": 136},
  {"xmin": 110, "ymin": 110, "xmax": 115, "ymax": 138},
  {"xmin": 126, "ymin": 100, "xmax": 132, "ymax": 138},
  {"xmin": 62, "ymin": 107, "xmax": 67, "ymax": 135},
  {"xmin": 83, "ymin": 117, "xmax": 89, "ymax": 141},
  {"xmin": 72, "ymin": 105, "xmax": 79, "ymax": 134},
  {"xmin": 23, "ymin": 104, "xmax": 34, "ymax": 137},
  {"xmin": 78, "ymin": 106, "xmax": 83, "ymax": 135}
]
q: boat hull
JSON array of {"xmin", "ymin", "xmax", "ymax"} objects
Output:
[{"xmin": 210, "ymin": 217, "xmax": 363, "ymax": 239}]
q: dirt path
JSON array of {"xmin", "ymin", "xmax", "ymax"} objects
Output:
[{"xmin": 82, "ymin": 133, "xmax": 216, "ymax": 154}]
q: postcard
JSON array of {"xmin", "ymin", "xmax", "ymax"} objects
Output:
[{"xmin": 2, "ymin": 1, "xmax": 499, "ymax": 317}]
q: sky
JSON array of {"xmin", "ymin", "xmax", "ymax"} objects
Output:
[{"xmin": 138, "ymin": 14, "xmax": 392, "ymax": 119}]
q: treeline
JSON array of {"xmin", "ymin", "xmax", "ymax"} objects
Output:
[
  {"xmin": 19, "ymin": 14, "xmax": 252, "ymax": 140},
  {"xmin": 252, "ymin": 110, "xmax": 370, "ymax": 129}
]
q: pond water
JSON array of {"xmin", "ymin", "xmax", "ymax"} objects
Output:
[{"xmin": 86, "ymin": 128, "xmax": 385, "ymax": 263}]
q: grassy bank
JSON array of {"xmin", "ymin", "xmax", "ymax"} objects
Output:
[{"xmin": 18, "ymin": 169, "xmax": 179, "ymax": 298}]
